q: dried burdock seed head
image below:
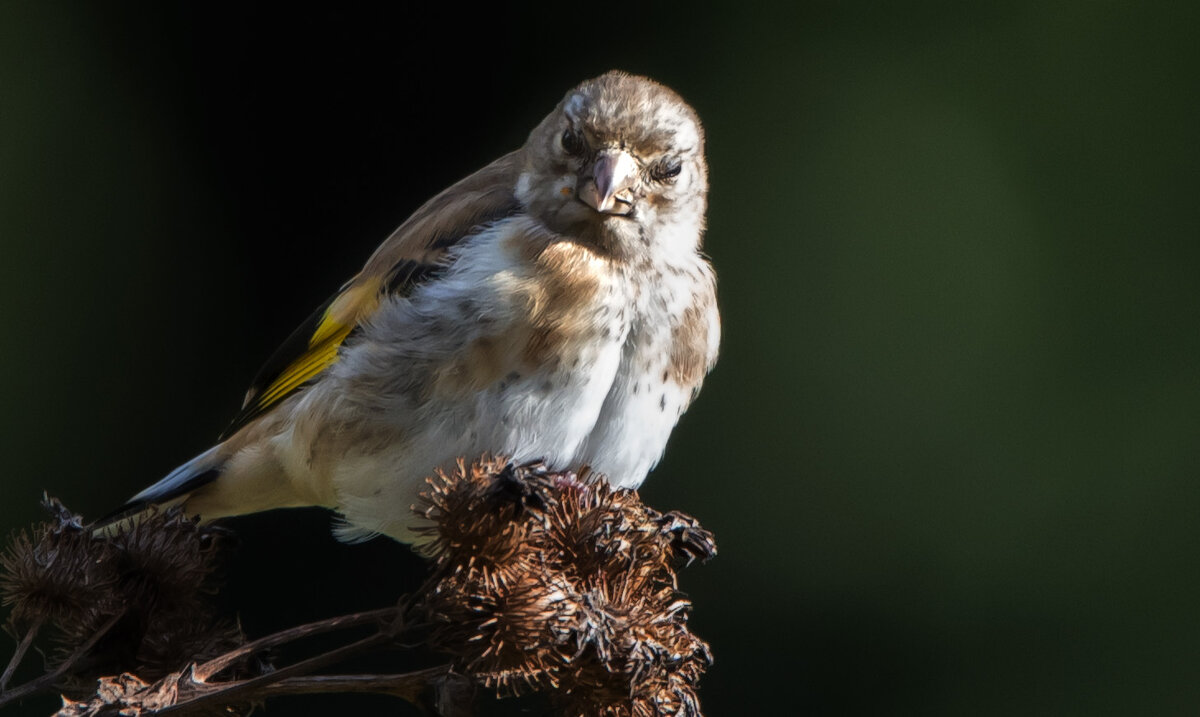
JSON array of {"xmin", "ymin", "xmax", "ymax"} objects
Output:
[
  {"xmin": 541, "ymin": 481, "xmax": 644, "ymax": 580},
  {"xmin": 556, "ymin": 572, "xmax": 709, "ymax": 689},
  {"xmin": 1, "ymin": 498, "xmax": 120, "ymax": 634},
  {"xmin": 416, "ymin": 458, "xmax": 714, "ymax": 717},
  {"xmin": 46, "ymin": 508, "xmax": 237, "ymax": 668},
  {"xmin": 109, "ymin": 507, "xmax": 232, "ymax": 608},
  {"xmin": 415, "ymin": 457, "xmax": 533, "ymax": 569},
  {"xmin": 1, "ymin": 497, "xmax": 249, "ymax": 690},
  {"xmin": 465, "ymin": 569, "xmax": 579, "ymax": 695},
  {"xmin": 654, "ymin": 512, "xmax": 717, "ymax": 568}
]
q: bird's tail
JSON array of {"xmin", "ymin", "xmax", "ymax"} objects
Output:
[{"xmin": 96, "ymin": 446, "xmax": 225, "ymax": 528}]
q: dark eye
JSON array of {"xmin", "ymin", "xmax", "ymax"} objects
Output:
[
  {"xmin": 651, "ymin": 157, "xmax": 682, "ymax": 182},
  {"xmin": 561, "ymin": 129, "xmax": 584, "ymax": 156}
]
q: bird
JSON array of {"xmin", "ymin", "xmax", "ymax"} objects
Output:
[{"xmin": 116, "ymin": 71, "xmax": 720, "ymax": 543}]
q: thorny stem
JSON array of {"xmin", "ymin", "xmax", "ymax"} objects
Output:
[
  {"xmin": 0, "ymin": 610, "xmax": 124, "ymax": 709},
  {"xmin": 258, "ymin": 666, "xmax": 452, "ymax": 700},
  {"xmin": 0, "ymin": 617, "xmax": 42, "ymax": 691},
  {"xmin": 0, "ymin": 601, "xmax": 423, "ymax": 713},
  {"xmin": 159, "ymin": 629, "xmax": 396, "ymax": 714},
  {"xmin": 194, "ymin": 604, "xmax": 404, "ymax": 680}
]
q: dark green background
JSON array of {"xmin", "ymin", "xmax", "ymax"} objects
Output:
[{"xmin": 3, "ymin": 2, "xmax": 1199, "ymax": 714}]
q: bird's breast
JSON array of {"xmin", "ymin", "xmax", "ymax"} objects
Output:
[{"xmin": 421, "ymin": 219, "xmax": 631, "ymax": 396}]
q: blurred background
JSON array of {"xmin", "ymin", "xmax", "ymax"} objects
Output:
[{"xmin": 2, "ymin": 2, "xmax": 1199, "ymax": 714}]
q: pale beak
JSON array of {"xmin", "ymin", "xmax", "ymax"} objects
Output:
[{"xmin": 578, "ymin": 149, "xmax": 638, "ymax": 215}]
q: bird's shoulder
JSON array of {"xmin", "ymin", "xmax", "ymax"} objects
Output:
[
  {"xmin": 360, "ymin": 150, "xmax": 524, "ymax": 276},
  {"xmin": 422, "ymin": 220, "xmax": 626, "ymax": 387}
]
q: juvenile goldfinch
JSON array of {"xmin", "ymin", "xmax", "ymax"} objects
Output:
[{"xmin": 120, "ymin": 71, "xmax": 719, "ymax": 542}]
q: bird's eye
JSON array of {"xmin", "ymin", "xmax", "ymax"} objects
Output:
[
  {"xmin": 651, "ymin": 158, "xmax": 683, "ymax": 182},
  {"xmin": 561, "ymin": 129, "xmax": 585, "ymax": 156}
]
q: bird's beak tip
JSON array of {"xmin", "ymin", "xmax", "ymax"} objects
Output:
[{"xmin": 579, "ymin": 150, "xmax": 637, "ymax": 216}]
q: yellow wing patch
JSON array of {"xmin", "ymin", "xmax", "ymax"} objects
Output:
[
  {"xmin": 230, "ymin": 285, "xmax": 368, "ymax": 420},
  {"xmin": 253, "ymin": 280, "xmax": 381, "ymax": 411}
]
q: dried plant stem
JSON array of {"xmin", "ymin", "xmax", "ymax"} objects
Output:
[
  {"xmin": 259, "ymin": 666, "xmax": 452, "ymax": 700},
  {"xmin": 0, "ymin": 610, "xmax": 124, "ymax": 709},
  {"xmin": 0, "ymin": 616, "xmax": 42, "ymax": 691},
  {"xmin": 159, "ymin": 629, "xmax": 396, "ymax": 714},
  {"xmin": 194, "ymin": 604, "xmax": 403, "ymax": 680}
]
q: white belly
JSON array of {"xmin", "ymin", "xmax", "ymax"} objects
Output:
[{"xmin": 327, "ymin": 332, "xmax": 629, "ymax": 542}]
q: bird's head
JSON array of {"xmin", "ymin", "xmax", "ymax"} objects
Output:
[{"xmin": 517, "ymin": 71, "xmax": 708, "ymax": 258}]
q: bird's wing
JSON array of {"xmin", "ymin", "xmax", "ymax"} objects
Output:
[{"xmin": 219, "ymin": 151, "xmax": 523, "ymax": 440}]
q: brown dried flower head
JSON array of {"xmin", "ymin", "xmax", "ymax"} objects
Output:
[
  {"xmin": 0, "ymin": 497, "xmax": 247, "ymax": 683},
  {"xmin": 1, "ymin": 498, "xmax": 119, "ymax": 636},
  {"xmin": 416, "ymin": 458, "xmax": 716, "ymax": 717}
]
